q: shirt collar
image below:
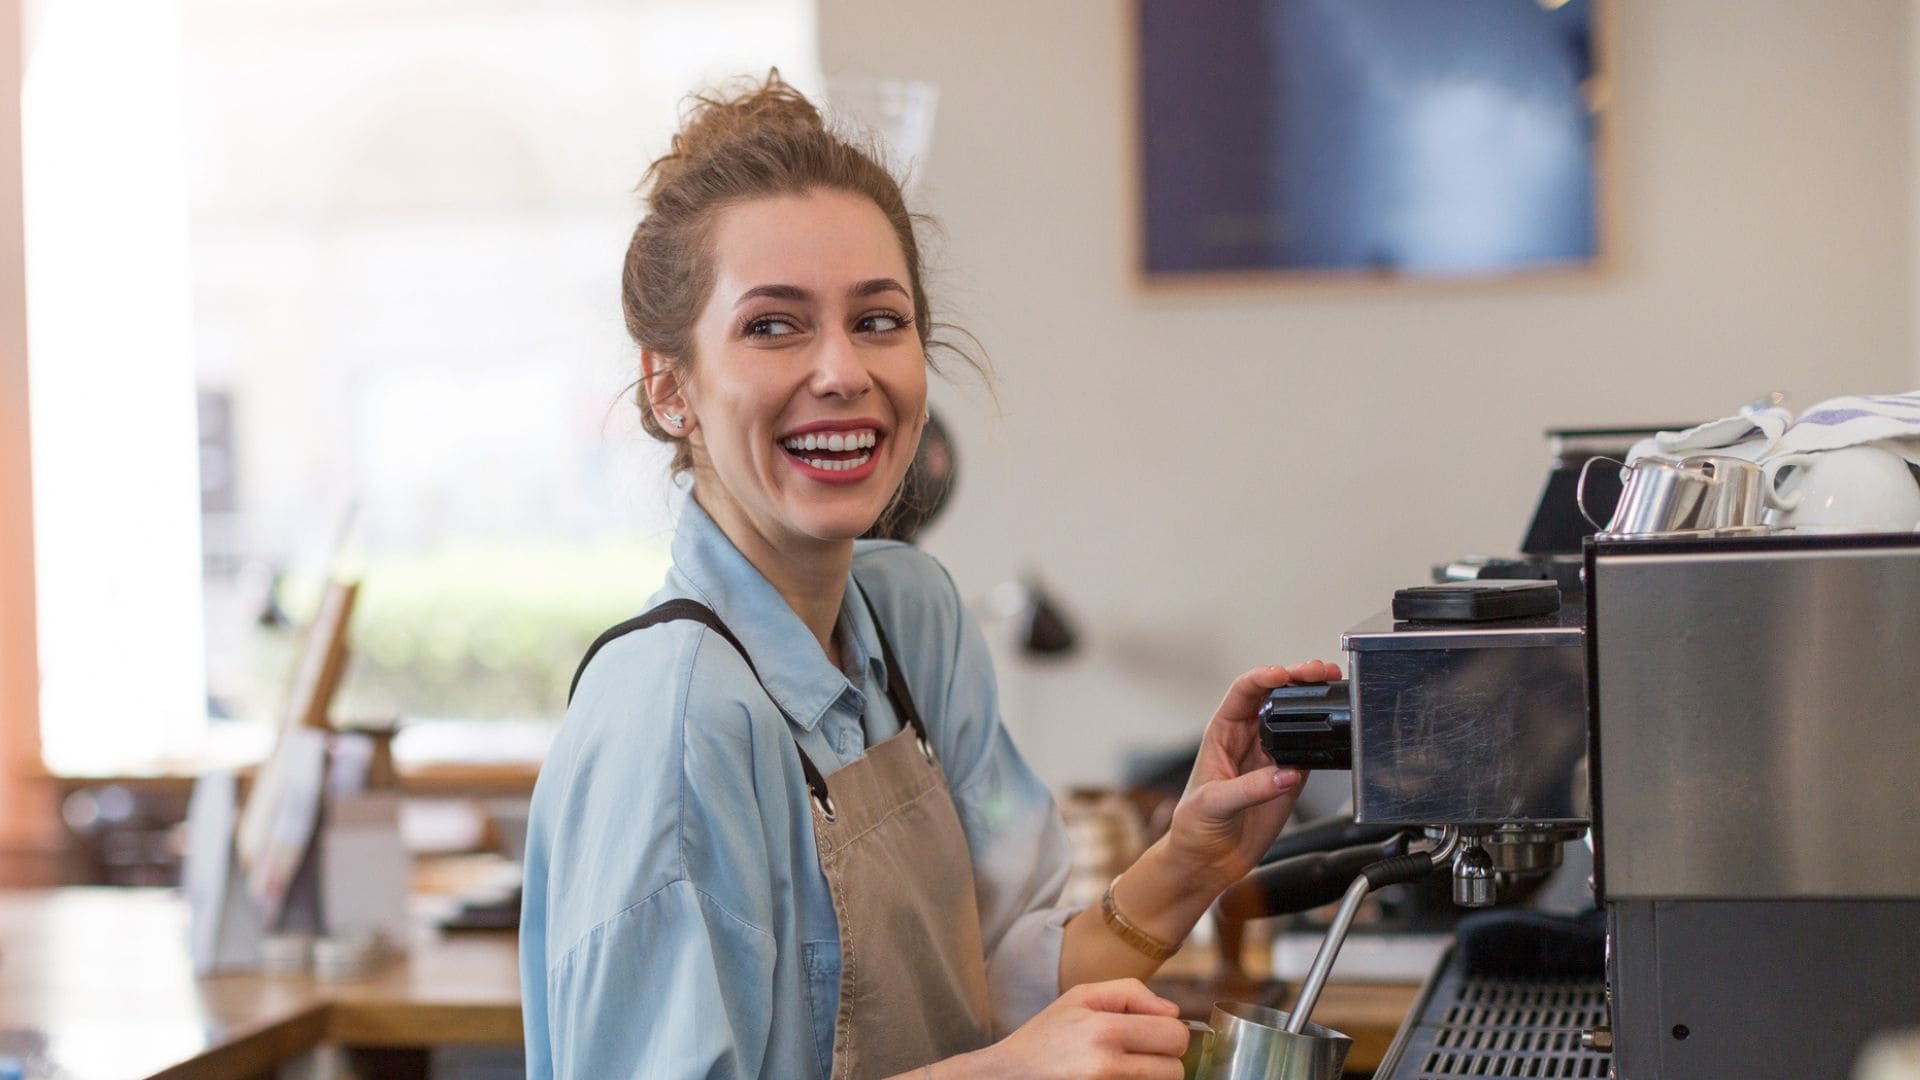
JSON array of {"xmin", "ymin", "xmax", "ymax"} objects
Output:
[
  {"xmin": 669, "ymin": 494, "xmax": 891, "ymax": 732},
  {"xmin": 838, "ymin": 571, "xmax": 891, "ymax": 699}
]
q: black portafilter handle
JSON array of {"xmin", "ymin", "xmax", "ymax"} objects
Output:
[
  {"xmin": 1210, "ymin": 832, "xmax": 1431, "ymax": 980},
  {"xmin": 1259, "ymin": 813, "xmax": 1407, "ymax": 868},
  {"xmin": 1259, "ymin": 678, "xmax": 1353, "ymax": 771},
  {"xmin": 1215, "ymin": 832, "xmax": 1415, "ymax": 921}
]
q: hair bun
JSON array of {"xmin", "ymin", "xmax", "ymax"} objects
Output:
[{"xmin": 644, "ymin": 69, "xmax": 825, "ymax": 199}]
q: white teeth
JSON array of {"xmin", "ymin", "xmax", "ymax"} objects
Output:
[
  {"xmin": 781, "ymin": 429, "xmax": 879, "ymax": 452},
  {"xmin": 798, "ymin": 452, "xmax": 873, "ymax": 472}
]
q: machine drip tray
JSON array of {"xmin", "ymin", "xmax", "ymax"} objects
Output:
[{"xmin": 1378, "ymin": 956, "xmax": 1612, "ymax": 1079}]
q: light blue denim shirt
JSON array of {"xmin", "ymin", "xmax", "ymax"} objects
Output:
[{"xmin": 520, "ymin": 495, "xmax": 1073, "ymax": 1079}]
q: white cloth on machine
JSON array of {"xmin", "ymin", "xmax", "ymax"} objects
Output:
[
  {"xmin": 1771, "ymin": 391, "xmax": 1920, "ymax": 466},
  {"xmin": 1627, "ymin": 401, "xmax": 1792, "ymax": 464}
]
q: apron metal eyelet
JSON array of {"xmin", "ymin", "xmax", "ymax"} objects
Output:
[
  {"xmin": 917, "ymin": 733, "xmax": 935, "ymax": 765},
  {"xmin": 812, "ymin": 791, "xmax": 837, "ymax": 822}
]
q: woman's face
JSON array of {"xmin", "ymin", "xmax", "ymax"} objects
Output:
[{"xmin": 674, "ymin": 188, "xmax": 929, "ymax": 554}]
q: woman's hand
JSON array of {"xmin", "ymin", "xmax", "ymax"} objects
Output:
[
  {"xmin": 937, "ymin": 978, "xmax": 1190, "ymax": 1080},
  {"xmin": 1054, "ymin": 661, "xmax": 1341, "ymax": 992},
  {"xmin": 1162, "ymin": 661, "xmax": 1341, "ymax": 892}
]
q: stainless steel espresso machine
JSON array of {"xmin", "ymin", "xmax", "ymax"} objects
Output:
[{"xmin": 1251, "ymin": 443, "xmax": 1920, "ymax": 1077}]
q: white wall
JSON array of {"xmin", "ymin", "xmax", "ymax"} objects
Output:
[
  {"xmin": 1913, "ymin": 0, "xmax": 1920, "ymax": 388},
  {"xmin": 820, "ymin": 0, "xmax": 1916, "ymax": 788}
]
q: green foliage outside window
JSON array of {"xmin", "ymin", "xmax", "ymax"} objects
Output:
[{"xmin": 274, "ymin": 538, "xmax": 673, "ymax": 723}]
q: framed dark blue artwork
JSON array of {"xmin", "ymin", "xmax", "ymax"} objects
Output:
[{"xmin": 1136, "ymin": 0, "xmax": 1607, "ymax": 281}]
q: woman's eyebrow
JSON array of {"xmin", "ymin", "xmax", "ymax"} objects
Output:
[
  {"xmin": 735, "ymin": 283, "xmax": 810, "ymax": 306},
  {"xmin": 850, "ymin": 278, "xmax": 909, "ymax": 299},
  {"xmin": 733, "ymin": 279, "xmax": 907, "ymax": 307}
]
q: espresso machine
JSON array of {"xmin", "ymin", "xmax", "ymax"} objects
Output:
[{"xmin": 1248, "ymin": 430, "xmax": 1920, "ymax": 1078}]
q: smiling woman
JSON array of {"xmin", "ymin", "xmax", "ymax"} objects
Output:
[
  {"xmin": 657, "ymin": 190, "xmax": 930, "ymax": 587},
  {"xmin": 518, "ymin": 72, "xmax": 1338, "ymax": 1080}
]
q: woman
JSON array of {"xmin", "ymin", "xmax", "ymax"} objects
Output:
[{"xmin": 519, "ymin": 73, "xmax": 1338, "ymax": 1080}]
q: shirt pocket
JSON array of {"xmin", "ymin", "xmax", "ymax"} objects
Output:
[{"xmin": 801, "ymin": 939, "xmax": 841, "ymax": 1078}]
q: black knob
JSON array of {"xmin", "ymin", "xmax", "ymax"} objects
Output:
[{"xmin": 1258, "ymin": 678, "xmax": 1353, "ymax": 770}]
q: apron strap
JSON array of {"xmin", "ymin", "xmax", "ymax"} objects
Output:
[
  {"xmin": 854, "ymin": 588, "xmax": 935, "ymax": 763},
  {"xmin": 567, "ymin": 598, "xmax": 834, "ymax": 812}
]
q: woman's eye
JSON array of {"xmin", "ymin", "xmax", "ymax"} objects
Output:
[
  {"xmin": 857, "ymin": 312, "xmax": 907, "ymax": 334},
  {"xmin": 745, "ymin": 316, "xmax": 800, "ymax": 338}
]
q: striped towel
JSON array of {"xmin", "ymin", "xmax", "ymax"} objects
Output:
[
  {"xmin": 1629, "ymin": 402, "xmax": 1793, "ymax": 464},
  {"xmin": 1774, "ymin": 392, "xmax": 1920, "ymax": 466}
]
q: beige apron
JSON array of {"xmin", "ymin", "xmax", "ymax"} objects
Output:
[
  {"xmin": 571, "ymin": 595, "xmax": 993, "ymax": 1079},
  {"xmin": 806, "ymin": 602, "xmax": 994, "ymax": 1079}
]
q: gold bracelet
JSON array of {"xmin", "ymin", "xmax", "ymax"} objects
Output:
[{"xmin": 1099, "ymin": 876, "xmax": 1179, "ymax": 963}]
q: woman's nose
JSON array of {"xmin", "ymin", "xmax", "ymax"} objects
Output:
[{"xmin": 809, "ymin": 329, "xmax": 873, "ymax": 399}]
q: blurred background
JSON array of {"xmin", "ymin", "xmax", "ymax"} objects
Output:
[
  {"xmin": 4, "ymin": 0, "xmax": 1919, "ymax": 876},
  {"xmin": 1, "ymin": 0, "xmax": 1919, "ymax": 1072}
]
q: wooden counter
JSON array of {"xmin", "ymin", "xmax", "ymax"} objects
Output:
[
  {"xmin": 0, "ymin": 888, "xmax": 519, "ymax": 1080},
  {"xmin": 0, "ymin": 888, "xmax": 1421, "ymax": 1078}
]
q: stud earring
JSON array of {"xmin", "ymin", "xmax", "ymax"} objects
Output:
[{"xmin": 664, "ymin": 412, "xmax": 685, "ymax": 429}]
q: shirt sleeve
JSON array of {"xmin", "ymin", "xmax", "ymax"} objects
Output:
[
  {"xmin": 934, "ymin": 570, "xmax": 1078, "ymax": 1035},
  {"xmin": 522, "ymin": 628, "xmax": 789, "ymax": 1080},
  {"xmin": 546, "ymin": 881, "xmax": 778, "ymax": 1080}
]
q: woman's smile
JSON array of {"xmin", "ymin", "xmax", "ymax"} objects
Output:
[{"xmin": 777, "ymin": 420, "xmax": 885, "ymax": 482}]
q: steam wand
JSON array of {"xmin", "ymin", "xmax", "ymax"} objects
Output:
[{"xmin": 1283, "ymin": 827, "xmax": 1463, "ymax": 1036}]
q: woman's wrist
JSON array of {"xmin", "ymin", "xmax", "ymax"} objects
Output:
[
  {"xmin": 1111, "ymin": 837, "xmax": 1235, "ymax": 948},
  {"xmin": 1058, "ymin": 837, "xmax": 1247, "ymax": 990}
]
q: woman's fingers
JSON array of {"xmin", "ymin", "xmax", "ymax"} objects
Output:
[
  {"xmin": 1285, "ymin": 658, "xmax": 1340, "ymax": 683},
  {"xmin": 1099, "ymin": 1012, "xmax": 1193, "ymax": 1057},
  {"xmin": 1201, "ymin": 667, "xmax": 1290, "ymax": 765},
  {"xmin": 1211, "ymin": 666, "xmax": 1293, "ymax": 728},
  {"xmin": 1072, "ymin": 977, "xmax": 1180, "ymax": 1017},
  {"xmin": 1193, "ymin": 764, "xmax": 1305, "ymax": 822},
  {"xmin": 1212, "ymin": 661, "xmax": 1340, "ymax": 727}
]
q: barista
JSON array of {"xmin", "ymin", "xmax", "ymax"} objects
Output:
[{"xmin": 517, "ymin": 73, "xmax": 1339, "ymax": 1080}]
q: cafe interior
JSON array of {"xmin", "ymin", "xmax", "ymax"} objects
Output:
[{"xmin": 3, "ymin": 0, "xmax": 1920, "ymax": 1077}]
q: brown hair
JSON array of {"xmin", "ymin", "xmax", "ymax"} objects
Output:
[{"xmin": 622, "ymin": 70, "xmax": 981, "ymax": 475}]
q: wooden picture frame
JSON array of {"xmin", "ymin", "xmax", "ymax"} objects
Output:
[{"xmin": 281, "ymin": 578, "xmax": 359, "ymax": 733}]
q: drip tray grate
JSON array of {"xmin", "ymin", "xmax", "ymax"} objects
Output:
[{"xmin": 1384, "ymin": 969, "xmax": 1612, "ymax": 1079}]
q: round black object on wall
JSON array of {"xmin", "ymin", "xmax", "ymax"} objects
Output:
[{"xmin": 865, "ymin": 408, "xmax": 957, "ymax": 544}]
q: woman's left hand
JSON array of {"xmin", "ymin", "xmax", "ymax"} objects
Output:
[{"xmin": 1162, "ymin": 661, "xmax": 1341, "ymax": 892}]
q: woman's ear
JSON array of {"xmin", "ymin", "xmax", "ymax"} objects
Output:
[{"xmin": 640, "ymin": 348, "xmax": 693, "ymax": 435}]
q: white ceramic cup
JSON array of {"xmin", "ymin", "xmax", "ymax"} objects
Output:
[{"xmin": 1763, "ymin": 445, "xmax": 1920, "ymax": 533}]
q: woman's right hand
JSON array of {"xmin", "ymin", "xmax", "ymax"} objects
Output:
[{"xmin": 949, "ymin": 978, "xmax": 1191, "ymax": 1079}]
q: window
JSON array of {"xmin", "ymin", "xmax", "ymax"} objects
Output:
[{"xmin": 25, "ymin": 0, "xmax": 821, "ymax": 772}]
